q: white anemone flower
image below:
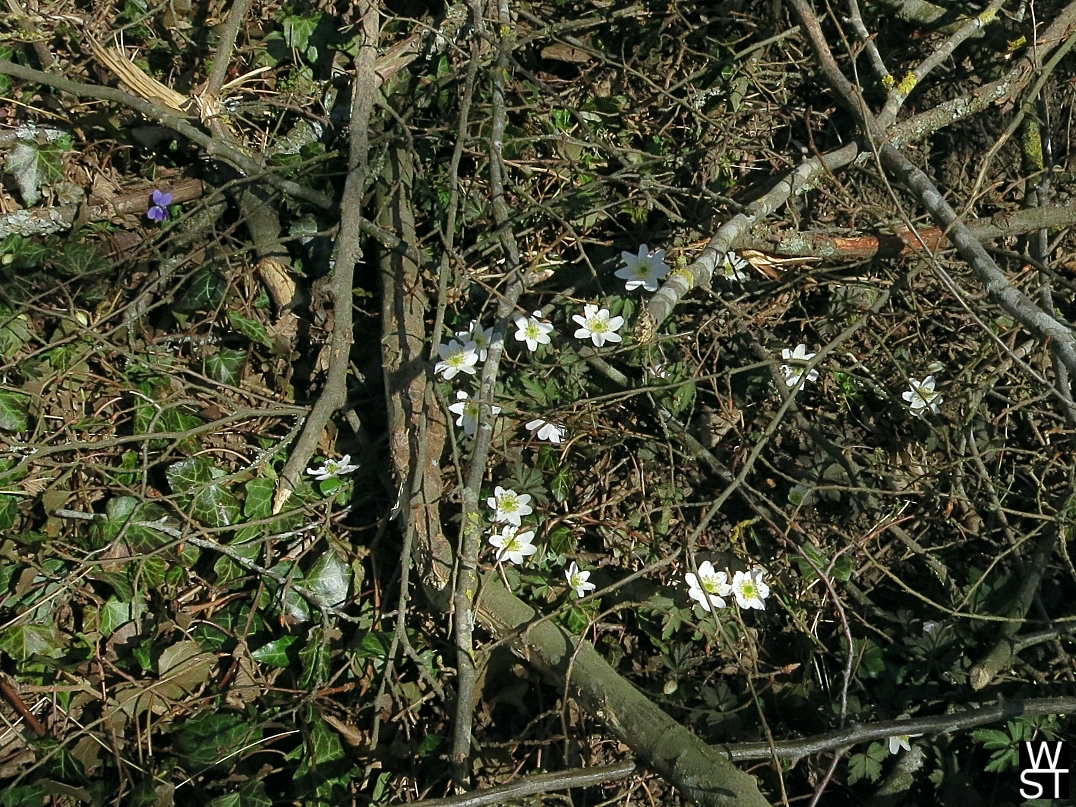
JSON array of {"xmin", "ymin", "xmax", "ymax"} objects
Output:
[
  {"xmin": 513, "ymin": 311, "xmax": 554, "ymax": 351},
  {"xmin": 685, "ymin": 561, "xmax": 732, "ymax": 612},
  {"xmin": 565, "ymin": 561, "xmax": 596, "ymax": 597},
  {"xmin": 489, "ymin": 525, "xmax": 538, "ymax": 565},
  {"xmin": 780, "ymin": 344, "xmax": 820, "ymax": 388},
  {"xmin": 730, "ymin": 568, "xmax": 770, "ymax": 610},
  {"xmin": 902, "ymin": 375, "xmax": 942, "ymax": 415},
  {"xmin": 615, "ymin": 244, "xmax": 670, "ymax": 292},
  {"xmin": 435, "ymin": 339, "xmax": 479, "ymax": 380},
  {"xmin": 572, "ymin": 304, "xmax": 624, "ymax": 347},
  {"xmin": 888, "ymin": 735, "xmax": 911, "ymax": 755},
  {"xmin": 456, "ymin": 320, "xmax": 493, "ymax": 361},
  {"xmin": 887, "ymin": 720, "xmax": 923, "ymax": 755},
  {"xmin": 720, "ymin": 251, "xmax": 749, "ymax": 283},
  {"xmin": 306, "ymin": 454, "xmax": 360, "ymax": 481},
  {"xmin": 448, "ymin": 390, "xmax": 500, "ymax": 436},
  {"xmin": 525, "ymin": 418, "xmax": 566, "ymax": 444},
  {"xmin": 487, "ymin": 485, "xmax": 533, "ymax": 526}
]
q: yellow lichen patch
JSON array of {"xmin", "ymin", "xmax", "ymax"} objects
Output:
[
  {"xmin": 896, "ymin": 71, "xmax": 917, "ymax": 97},
  {"xmin": 670, "ymin": 266, "xmax": 695, "ymax": 288},
  {"xmin": 1007, "ymin": 35, "xmax": 1027, "ymax": 53}
]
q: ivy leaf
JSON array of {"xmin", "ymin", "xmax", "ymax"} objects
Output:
[
  {"xmin": 0, "ymin": 495, "xmax": 15, "ymax": 531},
  {"xmin": 244, "ymin": 477, "xmax": 274, "ymax": 520},
  {"xmin": 191, "ymin": 484, "xmax": 242, "ymax": 528},
  {"xmin": 205, "ymin": 781, "xmax": 272, "ymax": 807},
  {"xmin": 55, "ymin": 241, "xmax": 109, "ymax": 277},
  {"xmin": 282, "ymin": 12, "xmax": 322, "ymax": 59},
  {"xmin": 304, "ymin": 550, "xmax": 350, "ymax": 609},
  {"xmin": 214, "ymin": 538, "xmax": 262, "ymax": 585},
  {"xmin": 551, "ymin": 465, "xmax": 571, "ymax": 503},
  {"xmin": 298, "ymin": 628, "xmax": 329, "ymax": 689},
  {"xmin": 171, "ymin": 712, "xmax": 257, "ymax": 770},
  {"xmin": 226, "ymin": 310, "xmax": 273, "ymax": 348},
  {"xmin": 5, "ymin": 137, "xmax": 65, "ymax": 205},
  {"xmin": 99, "ymin": 597, "xmax": 147, "ymax": 638},
  {"xmin": 0, "ymin": 623, "xmax": 60, "ymax": 661},
  {"xmin": 0, "ymin": 307, "xmax": 32, "ymax": 359},
  {"xmin": 174, "ymin": 266, "xmax": 225, "ymax": 312},
  {"xmin": 166, "ymin": 456, "xmax": 217, "ymax": 493},
  {"xmin": 250, "ymin": 635, "xmax": 297, "ymax": 667},
  {"xmin": 203, "ymin": 347, "xmax": 248, "ymax": 386},
  {"xmin": 0, "ymin": 389, "xmax": 29, "ymax": 431},
  {"xmin": 1, "ymin": 785, "xmax": 47, "ymax": 807}
]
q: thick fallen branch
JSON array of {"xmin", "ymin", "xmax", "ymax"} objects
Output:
[
  {"xmin": 475, "ymin": 579, "xmax": 774, "ymax": 807},
  {"xmin": 739, "ymin": 204, "xmax": 1076, "ymax": 263},
  {"xmin": 377, "ymin": 146, "xmax": 453, "ymax": 604}
]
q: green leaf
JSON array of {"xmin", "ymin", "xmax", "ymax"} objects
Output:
[
  {"xmin": 293, "ymin": 709, "xmax": 351, "ymax": 802},
  {"xmin": 668, "ymin": 380, "xmax": 695, "ymax": 416},
  {"xmin": 551, "ymin": 466, "xmax": 571, "ymax": 503},
  {"xmin": 298, "ymin": 628, "xmax": 329, "ymax": 689},
  {"xmin": 562, "ymin": 606, "xmax": 590, "ymax": 635},
  {"xmin": 0, "ymin": 234, "xmax": 48, "ymax": 272},
  {"xmin": 0, "ymin": 623, "xmax": 60, "ymax": 661},
  {"xmin": 357, "ymin": 631, "xmax": 391, "ymax": 660},
  {"xmin": 55, "ymin": 241, "xmax": 109, "ymax": 277},
  {"xmin": 846, "ymin": 748, "xmax": 883, "ymax": 784},
  {"xmin": 203, "ymin": 347, "xmax": 248, "ymax": 385},
  {"xmin": 0, "ymin": 308, "xmax": 32, "ymax": 359},
  {"xmin": 173, "ymin": 266, "xmax": 226, "ymax": 313},
  {"xmin": 971, "ymin": 728, "xmax": 1011, "ymax": 749},
  {"xmin": 132, "ymin": 385, "xmax": 203, "ymax": 448},
  {"xmin": 0, "ymin": 494, "xmax": 16, "ymax": 531},
  {"xmin": 304, "ymin": 550, "xmax": 350, "ymax": 609},
  {"xmin": 205, "ymin": 781, "xmax": 271, "ymax": 807},
  {"xmin": 282, "ymin": 12, "xmax": 322, "ymax": 56},
  {"xmin": 171, "ymin": 712, "xmax": 257, "ymax": 769},
  {"xmin": 214, "ymin": 538, "xmax": 262, "ymax": 584},
  {"xmin": 115, "ymin": 450, "xmax": 140, "ymax": 486},
  {"xmin": 191, "ymin": 484, "xmax": 242, "ymax": 528},
  {"xmin": 5, "ymin": 137, "xmax": 65, "ymax": 205},
  {"xmin": 418, "ymin": 734, "xmax": 442, "ymax": 756},
  {"xmin": 250, "ymin": 635, "xmax": 298, "ymax": 667},
  {"xmin": 166, "ymin": 456, "xmax": 216, "ymax": 493},
  {"xmin": 266, "ymin": 560, "xmax": 309, "ymax": 622},
  {"xmin": 855, "ymin": 638, "xmax": 884, "ymax": 679},
  {"xmin": 226, "ymin": 309, "xmax": 273, "ymax": 348},
  {"xmin": 548, "ymin": 526, "xmax": 575, "ymax": 555},
  {"xmin": 244, "ymin": 477, "xmax": 274, "ymax": 519},
  {"xmin": 0, "ymin": 389, "xmax": 30, "ymax": 431},
  {"xmin": 519, "ymin": 375, "xmax": 552, "ymax": 407},
  {"xmin": 0, "ymin": 784, "xmax": 46, "ymax": 807},
  {"xmin": 99, "ymin": 597, "xmax": 147, "ymax": 638}
]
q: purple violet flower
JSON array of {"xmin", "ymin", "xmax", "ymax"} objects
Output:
[{"xmin": 146, "ymin": 189, "xmax": 173, "ymax": 222}]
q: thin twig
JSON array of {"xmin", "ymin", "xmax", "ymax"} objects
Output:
[
  {"xmin": 204, "ymin": 0, "xmax": 252, "ymax": 97},
  {"xmin": 272, "ymin": 4, "xmax": 379, "ymax": 513},
  {"xmin": 722, "ymin": 696, "xmax": 1076, "ymax": 761},
  {"xmin": 451, "ymin": 0, "xmax": 529, "ymax": 783},
  {"xmin": 407, "ymin": 761, "xmax": 637, "ymax": 807}
]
